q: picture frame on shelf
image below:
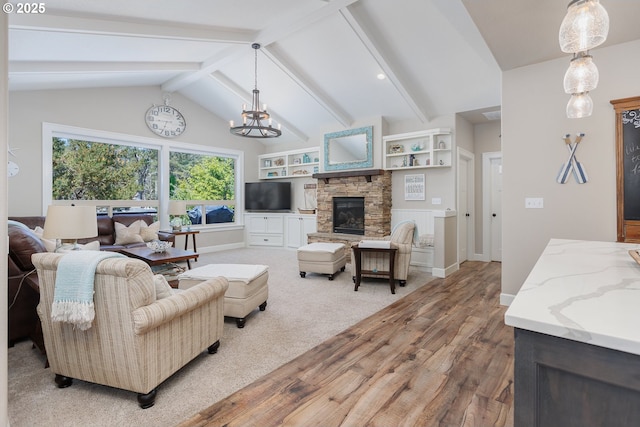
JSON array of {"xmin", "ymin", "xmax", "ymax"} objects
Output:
[{"xmin": 264, "ymin": 159, "xmax": 272, "ymax": 167}]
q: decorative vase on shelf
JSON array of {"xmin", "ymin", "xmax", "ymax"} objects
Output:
[{"xmin": 438, "ymin": 140, "xmax": 446, "ymax": 149}]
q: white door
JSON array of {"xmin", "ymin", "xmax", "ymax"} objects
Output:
[
  {"xmin": 457, "ymin": 148, "xmax": 474, "ymax": 263},
  {"xmin": 490, "ymin": 157, "xmax": 502, "ymax": 261}
]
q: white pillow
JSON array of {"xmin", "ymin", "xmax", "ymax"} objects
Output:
[
  {"xmin": 139, "ymin": 221, "xmax": 160, "ymax": 242},
  {"xmin": 153, "ymin": 274, "xmax": 173, "ymax": 299},
  {"xmin": 32, "ymin": 226, "xmax": 57, "ymax": 252},
  {"xmin": 56, "ymin": 241, "xmax": 101, "ymax": 253},
  {"xmin": 114, "ymin": 220, "xmax": 144, "ymax": 245}
]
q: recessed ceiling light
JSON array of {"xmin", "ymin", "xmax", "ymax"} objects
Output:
[{"xmin": 377, "ymin": 73, "xmax": 386, "ymax": 80}]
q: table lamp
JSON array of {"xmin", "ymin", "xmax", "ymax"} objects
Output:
[
  {"xmin": 43, "ymin": 205, "xmax": 98, "ymax": 251},
  {"xmin": 168, "ymin": 200, "xmax": 187, "ymax": 231}
]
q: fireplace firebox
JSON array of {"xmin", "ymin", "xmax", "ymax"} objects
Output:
[{"xmin": 333, "ymin": 197, "xmax": 365, "ymax": 235}]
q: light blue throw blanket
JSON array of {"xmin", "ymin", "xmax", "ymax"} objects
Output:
[{"xmin": 51, "ymin": 251, "xmax": 126, "ymax": 330}]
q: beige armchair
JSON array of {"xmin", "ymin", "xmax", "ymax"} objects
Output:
[
  {"xmin": 33, "ymin": 252, "xmax": 228, "ymax": 408},
  {"xmin": 351, "ymin": 221, "xmax": 416, "ymax": 286}
]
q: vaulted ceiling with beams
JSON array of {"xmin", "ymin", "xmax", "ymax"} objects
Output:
[{"xmin": 8, "ymin": 0, "xmax": 640, "ymax": 145}]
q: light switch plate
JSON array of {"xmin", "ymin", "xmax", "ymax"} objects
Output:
[
  {"xmin": 525, "ymin": 197, "xmax": 544, "ymax": 209},
  {"xmin": 432, "ymin": 197, "xmax": 442, "ymax": 205}
]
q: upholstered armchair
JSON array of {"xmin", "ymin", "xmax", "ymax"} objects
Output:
[
  {"xmin": 33, "ymin": 252, "xmax": 228, "ymax": 408},
  {"xmin": 351, "ymin": 221, "xmax": 416, "ymax": 286}
]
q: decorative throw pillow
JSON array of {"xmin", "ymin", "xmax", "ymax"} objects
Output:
[
  {"xmin": 32, "ymin": 226, "xmax": 58, "ymax": 252},
  {"xmin": 114, "ymin": 220, "xmax": 144, "ymax": 245},
  {"xmin": 153, "ymin": 274, "xmax": 173, "ymax": 300},
  {"xmin": 139, "ymin": 221, "xmax": 160, "ymax": 242},
  {"xmin": 56, "ymin": 240, "xmax": 101, "ymax": 253}
]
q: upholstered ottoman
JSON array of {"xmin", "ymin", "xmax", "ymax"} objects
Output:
[
  {"xmin": 178, "ymin": 264, "xmax": 268, "ymax": 328},
  {"xmin": 297, "ymin": 242, "xmax": 347, "ymax": 280}
]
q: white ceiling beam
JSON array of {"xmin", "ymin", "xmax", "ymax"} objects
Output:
[
  {"xmin": 210, "ymin": 71, "xmax": 309, "ymax": 142},
  {"xmin": 162, "ymin": 45, "xmax": 243, "ymax": 93},
  {"xmin": 163, "ymin": 0, "xmax": 361, "ymax": 93},
  {"xmin": 339, "ymin": 8, "xmax": 430, "ymax": 123},
  {"xmin": 261, "ymin": 46, "xmax": 353, "ymax": 128},
  {"xmin": 9, "ymin": 12, "xmax": 253, "ymax": 43},
  {"xmin": 10, "ymin": 61, "xmax": 199, "ymax": 74}
]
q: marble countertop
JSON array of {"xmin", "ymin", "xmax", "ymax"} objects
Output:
[{"xmin": 505, "ymin": 239, "xmax": 640, "ymax": 356}]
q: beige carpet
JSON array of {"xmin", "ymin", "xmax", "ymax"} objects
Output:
[{"xmin": 8, "ymin": 247, "xmax": 436, "ymax": 427}]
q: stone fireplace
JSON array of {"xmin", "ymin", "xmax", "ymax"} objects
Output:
[{"xmin": 308, "ymin": 169, "xmax": 392, "ymax": 257}]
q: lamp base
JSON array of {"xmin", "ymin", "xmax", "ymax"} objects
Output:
[{"xmin": 55, "ymin": 239, "xmax": 81, "ymax": 252}]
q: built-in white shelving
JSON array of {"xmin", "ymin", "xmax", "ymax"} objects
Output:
[
  {"xmin": 258, "ymin": 147, "xmax": 320, "ymax": 179},
  {"xmin": 383, "ymin": 128, "xmax": 452, "ymax": 170}
]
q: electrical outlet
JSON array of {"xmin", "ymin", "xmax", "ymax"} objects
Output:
[
  {"xmin": 432, "ymin": 197, "xmax": 442, "ymax": 205},
  {"xmin": 525, "ymin": 197, "xmax": 544, "ymax": 209}
]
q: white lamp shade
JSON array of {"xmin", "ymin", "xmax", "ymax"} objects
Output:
[
  {"xmin": 168, "ymin": 200, "xmax": 187, "ymax": 215},
  {"xmin": 564, "ymin": 54, "xmax": 599, "ymax": 94},
  {"xmin": 559, "ymin": 0, "xmax": 609, "ymax": 53},
  {"xmin": 566, "ymin": 92, "xmax": 594, "ymax": 118},
  {"xmin": 43, "ymin": 205, "xmax": 98, "ymax": 239}
]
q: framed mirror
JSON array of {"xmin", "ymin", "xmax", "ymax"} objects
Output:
[{"xmin": 323, "ymin": 126, "xmax": 373, "ymax": 171}]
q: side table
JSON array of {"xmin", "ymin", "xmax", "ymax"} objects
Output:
[
  {"xmin": 352, "ymin": 244, "xmax": 398, "ymax": 294},
  {"xmin": 167, "ymin": 229, "xmax": 199, "ymax": 260}
]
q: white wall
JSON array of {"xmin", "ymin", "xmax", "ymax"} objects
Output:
[{"xmin": 501, "ymin": 39, "xmax": 640, "ymax": 297}]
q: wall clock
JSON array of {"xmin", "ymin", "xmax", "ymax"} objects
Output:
[
  {"xmin": 145, "ymin": 94, "xmax": 186, "ymax": 138},
  {"xmin": 8, "ymin": 160, "xmax": 19, "ymax": 177}
]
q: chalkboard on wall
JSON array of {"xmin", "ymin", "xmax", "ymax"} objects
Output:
[
  {"xmin": 622, "ymin": 109, "xmax": 640, "ymax": 220},
  {"xmin": 612, "ymin": 96, "xmax": 640, "ymax": 242}
]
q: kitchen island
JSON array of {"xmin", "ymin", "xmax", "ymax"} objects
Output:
[{"xmin": 505, "ymin": 239, "xmax": 640, "ymax": 427}]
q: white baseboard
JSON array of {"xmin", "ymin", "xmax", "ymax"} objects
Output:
[
  {"xmin": 432, "ymin": 262, "xmax": 459, "ymax": 278},
  {"xmin": 198, "ymin": 242, "xmax": 245, "ymax": 254},
  {"xmin": 500, "ymin": 293, "xmax": 515, "ymax": 306}
]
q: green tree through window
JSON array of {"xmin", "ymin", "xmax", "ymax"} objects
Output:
[
  {"xmin": 170, "ymin": 152, "xmax": 236, "ymax": 224},
  {"xmin": 52, "ymin": 137, "xmax": 158, "ymax": 201}
]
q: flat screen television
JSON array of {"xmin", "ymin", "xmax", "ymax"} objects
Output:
[{"xmin": 245, "ymin": 182, "xmax": 292, "ymax": 211}]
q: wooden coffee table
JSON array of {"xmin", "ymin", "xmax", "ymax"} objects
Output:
[{"xmin": 120, "ymin": 246, "xmax": 199, "ymax": 270}]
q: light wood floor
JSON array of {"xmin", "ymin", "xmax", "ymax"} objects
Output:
[{"xmin": 179, "ymin": 261, "xmax": 514, "ymax": 427}]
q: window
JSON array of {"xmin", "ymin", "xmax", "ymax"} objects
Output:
[
  {"xmin": 52, "ymin": 137, "xmax": 159, "ymax": 214},
  {"xmin": 169, "ymin": 150, "xmax": 236, "ymax": 225},
  {"xmin": 43, "ymin": 123, "xmax": 243, "ymax": 228}
]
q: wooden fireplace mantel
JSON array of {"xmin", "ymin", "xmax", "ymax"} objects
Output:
[{"xmin": 312, "ymin": 169, "xmax": 385, "ymax": 183}]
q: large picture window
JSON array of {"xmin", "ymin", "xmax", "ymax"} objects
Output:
[{"xmin": 43, "ymin": 123, "xmax": 243, "ymax": 228}]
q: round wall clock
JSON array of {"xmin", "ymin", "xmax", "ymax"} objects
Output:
[
  {"xmin": 8, "ymin": 160, "xmax": 19, "ymax": 177},
  {"xmin": 145, "ymin": 99, "xmax": 186, "ymax": 138}
]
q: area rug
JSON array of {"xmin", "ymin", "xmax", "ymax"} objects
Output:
[{"xmin": 8, "ymin": 247, "xmax": 436, "ymax": 427}]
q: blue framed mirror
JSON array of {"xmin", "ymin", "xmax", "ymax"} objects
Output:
[{"xmin": 323, "ymin": 126, "xmax": 373, "ymax": 171}]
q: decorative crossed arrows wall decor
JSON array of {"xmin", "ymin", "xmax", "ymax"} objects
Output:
[{"xmin": 557, "ymin": 132, "xmax": 588, "ymax": 184}]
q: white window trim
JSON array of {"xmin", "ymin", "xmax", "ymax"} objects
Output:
[{"xmin": 42, "ymin": 122, "xmax": 245, "ymax": 230}]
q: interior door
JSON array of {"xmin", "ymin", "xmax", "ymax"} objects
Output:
[
  {"xmin": 457, "ymin": 148, "xmax": 474, "ymax": 263},
  {"xmin": 490, "ymin": 157, "xmax": 503, "ymax": 261}
]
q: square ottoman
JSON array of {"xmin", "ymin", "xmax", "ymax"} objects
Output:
[
  {"xmin": 178, "ymin": 264, "xmax": 268, "ymax": 328},
  {"xmin": 297, "ymin": 242, "xmax": 347, "ymax": 280}
]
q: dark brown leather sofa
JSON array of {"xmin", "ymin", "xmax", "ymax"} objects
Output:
[{"xmin": 7, "ymin": 213, "xmax": 175, "ymax": 351}]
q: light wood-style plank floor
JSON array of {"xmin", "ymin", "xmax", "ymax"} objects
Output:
[{"xmin": 180, "ymin": 261, "xmax": 513, "ymax": 427}]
